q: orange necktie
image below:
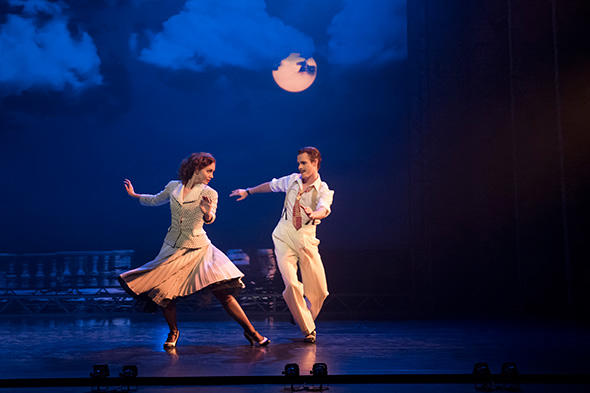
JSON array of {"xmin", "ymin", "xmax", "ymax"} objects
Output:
[{"xmin": 292, "ymin": 185, "xmax": 314, "ymax": 230}]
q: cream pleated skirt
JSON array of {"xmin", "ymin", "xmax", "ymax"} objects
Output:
[{"xmin": 119, "ymin": 241, "xmax": 245, "ymax": 309}]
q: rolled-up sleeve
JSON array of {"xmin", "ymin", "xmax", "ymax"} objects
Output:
[
  {"xmin": 139, "ymin": 181, "xmax": 177, "ymax": 206},
  {"xmin": 269, "ymin": 173, "xmax": 299, "ymax": 193},
  {"xmin": 316, "ymin": 182, "xmax": 334, "ymax": 216}
]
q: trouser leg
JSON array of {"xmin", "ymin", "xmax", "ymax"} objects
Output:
[
  {"xmin": 299, "ymin": 243, "xmax": 329, "ymax": 320},
  {"xmin": 274, "ymin": 235, "xmax": 316, "ymax": 335}
]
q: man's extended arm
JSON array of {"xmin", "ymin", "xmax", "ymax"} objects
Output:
[{"xmin": 229, "ymin": 182, "xmax": 272, "ymax": 201}]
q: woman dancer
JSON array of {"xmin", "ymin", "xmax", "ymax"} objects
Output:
[{"xmin": 119, "ymin": 152, "xmax": 269, "ymax": 348}]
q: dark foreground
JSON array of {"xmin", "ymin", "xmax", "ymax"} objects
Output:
[{"xmin": 0, "ymin": 315, "xmax": 588, "ymax": 392}]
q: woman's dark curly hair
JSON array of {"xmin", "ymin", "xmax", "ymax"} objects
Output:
[{"xmin": 178, "ymin": 152, "xmax": 216, "ymax": 185}]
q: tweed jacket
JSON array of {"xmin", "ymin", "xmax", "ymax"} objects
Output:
[{"xmin": 139, "ymin": 180, "xmax": 218, "ymax": 249}]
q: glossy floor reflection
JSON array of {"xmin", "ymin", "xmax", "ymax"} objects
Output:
[{"xmin": 0, "ymin": 316, "xmax": 588, "ymax": 392}]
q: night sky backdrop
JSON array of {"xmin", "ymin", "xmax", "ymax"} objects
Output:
[
  {"xmin": 0, "ymin": 0, "xmax": 408, "ymax": 264},
  {"xmin": 2, "ymin": 0, "xmax": 589, "ymax": 315}
]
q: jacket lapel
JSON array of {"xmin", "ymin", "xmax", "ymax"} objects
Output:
[
  {"xmin": 171, "ymin": 183, "xmax": 183, "ymax": 205},
  {"xmin": 183, "ymin": 184, "xmax": 204, "ymax": 204}
]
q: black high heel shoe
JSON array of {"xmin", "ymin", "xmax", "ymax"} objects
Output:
[{"xmin": 244, "ymin": 330, "xmax": 270, "ymax": 347}]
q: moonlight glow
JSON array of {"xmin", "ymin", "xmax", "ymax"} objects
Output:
[{"xmin": 272, "ymin": 53, "xmax": 317, "ymax": 93}]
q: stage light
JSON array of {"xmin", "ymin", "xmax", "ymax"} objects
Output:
[
  {"xmin": 282, "ymin": 363, "xmax": 300, "ymax": 377},
  {"xmin": 120, "ymin": 365, "xmax": 138, "ymax": 392},
  {"xmin": 501, "ymin": 362, "xmax": 520, "ymax": 392},
  {"xmin": 472, "ymin": 362, "xmax": 495, "ymax": 392},
  {"xmin": 283, "ymin": 363, "xmax": 303, "ymax": 392},
  {"xmin": 90, "ymin": 364, "xmax": 110, "ymax": 393},
  {"xmin": 90, "ymin": 364, "xmax": 109, "ymax": 378},
  {"xmin": 310, "ymin": 362, "xmax": 328, "ymax": 377},
  {"xmin": 308, "ymin": 363, "xmax": 329, "ymax": 392},
  {"xmin": 120, "ymin": 365, "xmax": 138, "ymax": 378}
]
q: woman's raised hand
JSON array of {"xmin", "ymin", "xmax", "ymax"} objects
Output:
[
  {"xmin": 230, "ymin": 189, "xmax": 248, "ymax": 201},
  {"xmin": 124, "ymin": 179, "xmax": 140, "ymax": 198},
  {"xmin": 200, "ymin": 195, "xmax": 213, "ymax": 215}
]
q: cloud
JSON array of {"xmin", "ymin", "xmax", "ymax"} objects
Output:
[
  {"xmin": 328, "ymin": 0, "xmax": 407, "ymax": 65},
  {"xmin": 0, "ymin": 0, "xmax": 102, "ymax": 95},
  {"xmin": 138, "ymin": 0, "xmax": 314, "ymax": 71},
  {"xmin": 9, "ymin": 0, "xmax": 63, "ymax": 16}
]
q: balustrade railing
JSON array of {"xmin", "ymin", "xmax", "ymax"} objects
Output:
[{"xmin": 0, "ymin": 250, "xmax": 133, "ymax": 291}]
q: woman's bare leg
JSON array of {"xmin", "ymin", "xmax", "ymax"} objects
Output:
[
  {"xmin": 162, "ymin": 300, "xmax": 178, "ymax": 332},
  {"xmin": 213, "ymin": 291, "xmax": 264, "ymax": 342}
]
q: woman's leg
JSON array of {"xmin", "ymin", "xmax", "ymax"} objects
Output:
[
  {"xmin": 162, "ymin": 300, "xmax": 178, "ymax": 332},
  {"xmin": 213, "ymin": 291, "xmax": 264, "ymax": 342}
]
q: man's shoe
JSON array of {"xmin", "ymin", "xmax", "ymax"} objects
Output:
[
  {"xmin": 164, "ymin": 330, "xmax": 180, "ymax": 348},
  {"xmin": 304, "ymin": 330, "xmax": 316, "ymax": 344}
]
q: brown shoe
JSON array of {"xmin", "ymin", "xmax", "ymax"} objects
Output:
[{"xmin": 304, "ymin": 330, "xmax": 316, "ymax": 344}]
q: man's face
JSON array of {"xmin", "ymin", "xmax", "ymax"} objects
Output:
[{"xmin": 297, "ymin": 153, "xmax": 318, "ymax": 180}]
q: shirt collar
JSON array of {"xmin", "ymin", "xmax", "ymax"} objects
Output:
[
  {"xmin": 175, "ymin": 182, "xmax": 204, "ymax": 203},
  {"xmin": 296, "ymin": 173, "xmax": 322, "ymax": 190}
]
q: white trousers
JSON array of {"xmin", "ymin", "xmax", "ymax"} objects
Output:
[{"xmin": 272, "ymin": 221, "xmax": 329, "ymax": 335}]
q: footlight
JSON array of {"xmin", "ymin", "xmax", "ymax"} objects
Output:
[
  {"xmin": 120, "ymin": 365, "xmax": 138, "ymax": 392},
  {"xmin": 90, "ymin": 364, "xmax": 109, "ymax": 392},
  {"xmin": 283, "ymin": 363, "xmax": 300, "ymax": 377},
  {"xmin": 473, "ymin": 362, "xmax": 495, "ymax": 392},
  {"xmin": 282, "ymin": 363, "xmax": 302, "ymax": 392},
  {"xmin": 120, "ymin": 365, "xmax": 138, "ymax": 378},
  {"xmin": 310, "ymin": 363, "xmax": 328, "ymax": 377},
  {"xmin": 90, "ymin": 364, "xmax": 110, "ymax": 378},
  {"xmin": 501, "ymin": 362, "xmax": 520, "ymax": 392},
  {"xmin": 308, "ymin": 363, "xmax": 329, "ymax": 392}
]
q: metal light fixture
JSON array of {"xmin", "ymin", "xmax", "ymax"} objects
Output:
[
  {"xmin": 282, "ymin": 363, "xmax": 302, "ymax": 392},
  {"xmin": 310, "ymin": 363, "xmax": 328, "ymax": 378},
  {"xmin": 120, "ymin": 365, "xmax": 138, "ymax": 378},
  {"xmin": 283, "ymin": 363, "xmax": 300, "ymax": 377},
  {"xmin": 120, "ymin": 365, "xmax": 138, "ymax": 392},
  {"xmin": 90, "ymin": 364, "xmax": 110, "ymax": 392},
  {"xmin": 473, "ymin": 362, "xmax": 495, "ymax": 392},
  {"xmin": 501, "ymin": 362, "xmax": 520, "ymax": 392},
  {"xmin": 308, "ymin": 363, "xmax": 329, "ymax": 392},
  {"xmin": 90, "ymin": 364, "xmax": 110, "ymax": 378}
]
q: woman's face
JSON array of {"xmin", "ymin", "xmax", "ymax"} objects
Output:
[{"xmin": 194, "ymin": 162, "xmax": 215, "ymax": 185}]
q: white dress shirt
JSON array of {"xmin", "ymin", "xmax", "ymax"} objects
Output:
[{"xmin": 269, "ymin": 173, "xmax": 334, "ymax": 224}]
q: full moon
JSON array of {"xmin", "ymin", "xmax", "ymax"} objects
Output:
[{"xmin": 272, "ymin": 53, "xmax": 317, "ymax": 93}]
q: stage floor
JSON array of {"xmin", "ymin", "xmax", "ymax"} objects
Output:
[{"xmin": 0, "ymin": 315, "xmax": 588, "ymax": 392}]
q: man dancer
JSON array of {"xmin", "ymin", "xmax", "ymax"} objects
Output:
[{"xmin": 230, "ymin": 147, "xmax": 334, "ymax": 343}]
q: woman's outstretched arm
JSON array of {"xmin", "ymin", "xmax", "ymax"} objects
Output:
[{"xmin": 124, "ymin": 179, "xmax": 173, "ymax": 206}]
